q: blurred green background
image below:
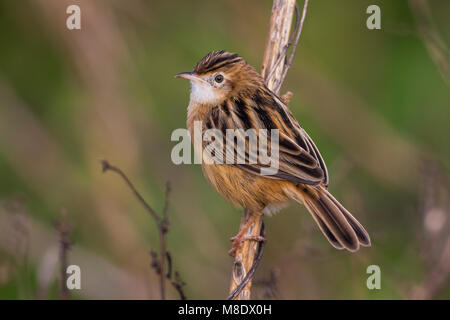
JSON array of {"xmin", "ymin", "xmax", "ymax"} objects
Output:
[{"xmin": 0, "ymin": 0, "xmax": 449, "ymax": 299}]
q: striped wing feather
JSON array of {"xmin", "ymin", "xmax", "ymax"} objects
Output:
[{"xmin": 203, "ymin": 89, "xmax": 329, "ymax": 187}]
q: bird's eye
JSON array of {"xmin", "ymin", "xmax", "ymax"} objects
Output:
[{"xmin": 214, "ymin": 74, "xmax": 224, "ymax": 83}]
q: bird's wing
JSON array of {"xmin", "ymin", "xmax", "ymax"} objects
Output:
[{"xmin": 203, "ymin": 90, "xmax": 329, "ymax": 186}]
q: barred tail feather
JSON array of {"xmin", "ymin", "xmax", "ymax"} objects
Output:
[{"xmin": 287, "ymin": 185, "xmax": 371, "ymax": 252}]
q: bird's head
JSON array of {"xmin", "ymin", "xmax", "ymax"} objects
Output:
[{"xmin": 176, "ymin": 51, "xmax": 263, "ymax": 106}]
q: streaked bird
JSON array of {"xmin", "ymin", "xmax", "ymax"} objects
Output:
[{"xmin": 176, "ymin": 51, "xmax": 370, "ymax": 255}]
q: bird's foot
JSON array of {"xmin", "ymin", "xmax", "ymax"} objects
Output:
[{"xmin": 228, "ymin": 234, "xmax": 266, "ymax": 257}]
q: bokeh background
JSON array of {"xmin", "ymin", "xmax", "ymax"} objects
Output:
[{"xmin": 0, "ymin": 0, "xmax": 449, "ymax": 299}]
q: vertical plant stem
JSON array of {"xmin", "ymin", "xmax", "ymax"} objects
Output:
[{"xmin": 228, "ymin": 0, "xmax": 301, "ymax": 300}]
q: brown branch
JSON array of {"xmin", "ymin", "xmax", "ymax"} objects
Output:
[
  {"xmin": 228, "ymin": 0, "xmax": 308, "ymax": 300},
  {"xmin": 149, "ymin": 251, "xmax": 187, "ymax": 300},
  {"xmin": 158, "ymin": 182, "xmax": 171, "ymax": 299},
  {"xmin": 101, "ymin": 160, "xmax": 161, "ymax": 225},
  {"xmin": 261, "ymin": 0, "xmax": 296, "ymax": 94},
  {"xmin": 227, "ymin": 221, "xmax": 265, "ymax": 300},
  {"xmin": 262, "ymin": 0, "xmax": 310, "ymax": 95},
  {"xmin": 278, "ymin": 0, "xmax": 309, "ymax": 93},
  {"xmin": 101, "ymin": 160, "xmax": 186, "ymax": 300},
  {"xmin": 166, "ymin": 252, "xmax": 187, "ymax": 300},
  {"xmin": 263, "ymin": 3, "xmax": 300, "ymax": 88}
]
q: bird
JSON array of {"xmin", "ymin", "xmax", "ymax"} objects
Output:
[{"xmin": 176, "ymin": 50, "xmax": 370, "ymax": 256}]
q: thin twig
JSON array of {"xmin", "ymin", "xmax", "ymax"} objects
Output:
[
  {"xmin": 165, "ymin": 252, "xmax": 172, "ymax": 278},
  {"xmin": 265, "ymin": 0, "xmax": 310, "ymax": 95},
  {"xmin": 101, "ymin": 160, "xmax": 186, "ymax": 300},
  {"xmin": 101, "ymin": 159, "xmax": 165, "ymax": 298},
  {"xmin": 158, "ymin": 182, "xmax": 171, "ymax": 299},
  {"xmin": 166, "ymin": 252, "xmax": 187, "ymax": 300},
  {"xmin": 261, "ymin": 0, "xmax": 296, "ymax": 92},
  {"xmin": 277, "ymin": 0, "xmax": 309, "ymax": 93},
  {"xmin": 101, "ymin": 160, "xmax": 161, "ymax": 226},
  {"xmin": 265, "ymin": 3, "xmax": 301, "ymax": 85},
  {"xmin": 163, "ymin": 183, "xmax": 171, "ymax": 228}
]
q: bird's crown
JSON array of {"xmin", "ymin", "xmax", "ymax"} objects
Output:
[{"xmin": 194, "ymin": 50, "xmax": 244, "ymax": 75}]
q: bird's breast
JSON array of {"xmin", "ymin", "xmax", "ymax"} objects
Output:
[
  {"xmin": 201, "ymin": 162, "xmax": 291, "ymax": 213},
  {"xmin": 186, "ymin": 101, "xmax": 291, "ymax": 213}
]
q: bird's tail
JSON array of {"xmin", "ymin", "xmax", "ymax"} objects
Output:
[{"xmin": 285, "ymin": 185, "xmax": 371, "ymax": 252}]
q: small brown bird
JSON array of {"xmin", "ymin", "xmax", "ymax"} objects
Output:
[{"xmin": 176, "ymin": 51, "xmax": 370, "ymax": 255}]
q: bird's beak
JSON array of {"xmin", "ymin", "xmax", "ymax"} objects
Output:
[{"xmin": 175, "ymin": 72, "xmax": 204, "ymax": 83}]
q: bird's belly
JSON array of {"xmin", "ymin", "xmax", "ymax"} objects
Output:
[{"xmin": 201, "ymin": 163, "xmax": 291, "ymax": 213}]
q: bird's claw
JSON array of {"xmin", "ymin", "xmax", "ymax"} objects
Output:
[{"xmin": 228, "ymin": 235, "xmax": 266, "ymax": 256}]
